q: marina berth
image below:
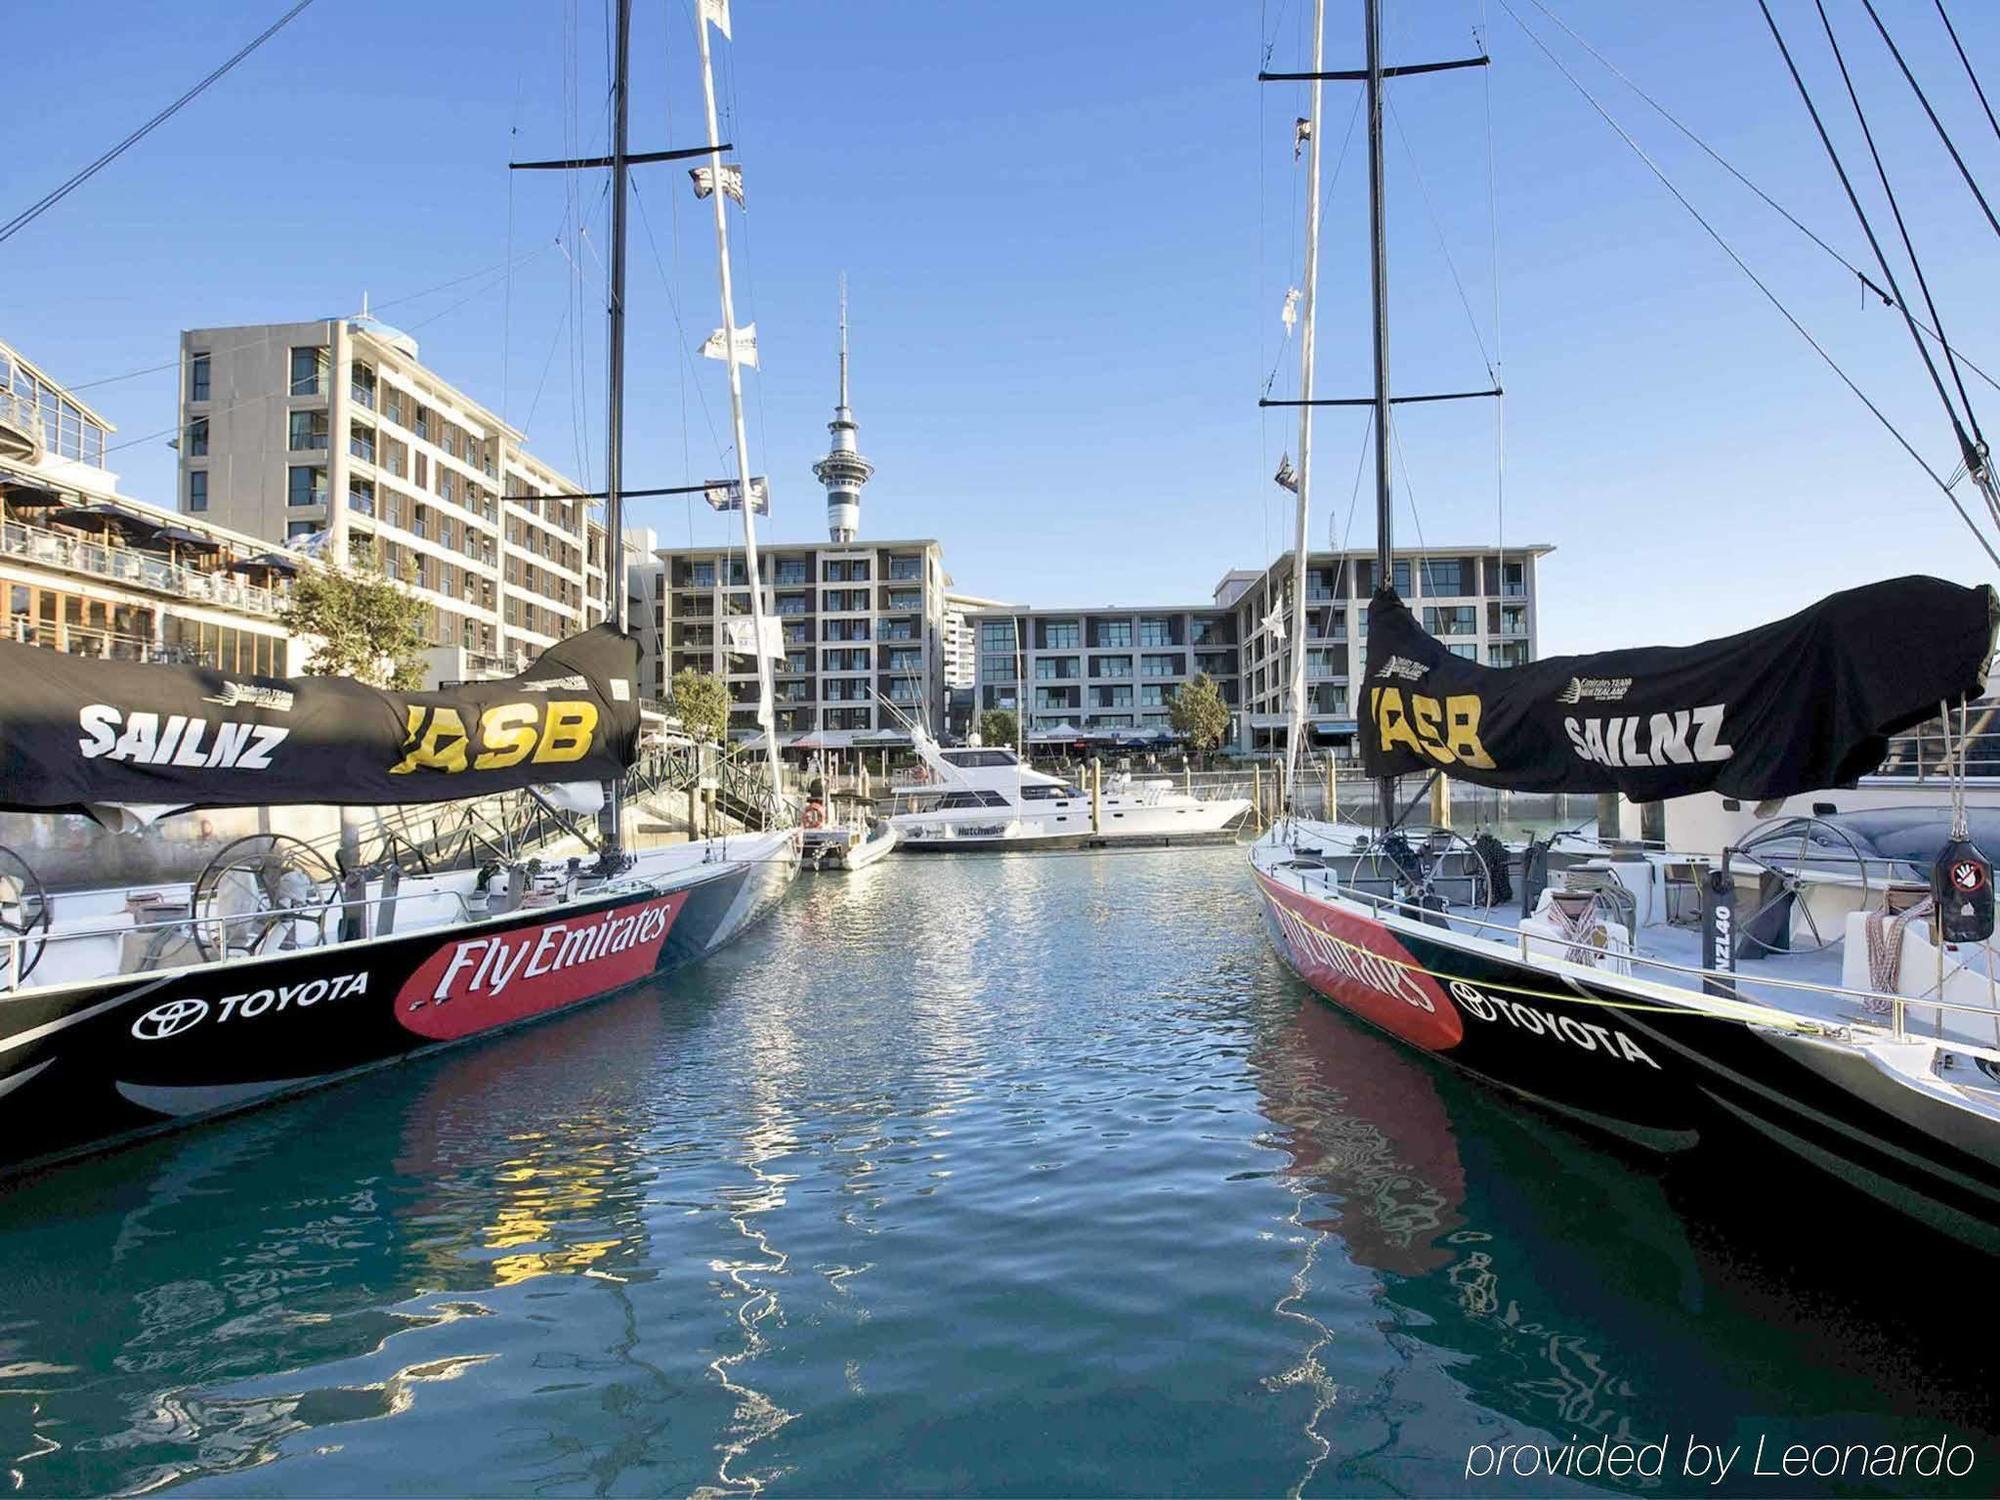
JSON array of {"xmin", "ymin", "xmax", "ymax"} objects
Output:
[{"xmin": 888, "ymin": 720, "xmax": 1249, "ymax": 852}]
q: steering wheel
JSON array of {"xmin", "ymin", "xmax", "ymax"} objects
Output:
[
  {"xmin": 1351, "ymin": 826, "xmax": 1498, "ymax": 921},
  {"xmin": 0, "ymin": 843, "xmax": 51, "ymax": 985},
  {"xmin": 193, "ymin": 834, "xmax": 340, "ymax": 961},
  {"xmin": 1728, "ymin": 815, "xmax": 1873, "ymax": 955}
]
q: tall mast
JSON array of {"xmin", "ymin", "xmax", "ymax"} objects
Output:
[
  {"xmin": 604, "ymin": 0, "xmax": 630, "ymax": 632},
  {"xmin": 696, "ymin": 3, "xmax": 785, "ymax": 809},
  {"xmin": 597, "ymin": 0, "xmax": 633, "ymax": 863},
  {"xmin": 1280, "ymin": 0, "xmax": 1326, "ymax": 818},
  {"xmin": 1365, "ymin": 0, "xmax": 1395, "ymax": 830}
]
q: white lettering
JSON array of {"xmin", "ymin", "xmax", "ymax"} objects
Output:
[
  {"xmin": 238, "ymin": 725, "xmax": 288, "ymax": 770},
  {"xmin": 78, "ymin": 703, "xmax": 119, "ymax": 758}
]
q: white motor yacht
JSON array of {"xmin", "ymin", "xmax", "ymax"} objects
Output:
[{"xmin": 889, "ymin": 728, "xmax": 1249, "ymax": 852}]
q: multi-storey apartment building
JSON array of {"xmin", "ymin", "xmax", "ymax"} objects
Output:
[
  {"xmin": 972, "ymin": 543, "xmax": 1550, "ymax": 751},
  {"xmin": 655, "ymin": 539, "xmax": 948, "ymax": 739},
  {"xmin": 2, "ymin": 335, "xmax": 299, "ymax": 676},
  {"xmin": 971, "ymin": 604, "xmax": 1243, "ymax": 736},
  {"xmin": 942, "ymin": 587, "xmax": 1012, "ymax": 692},
  {"xmin": 177, "ymin": 316, "xmax": 610, "ymax": 678}
]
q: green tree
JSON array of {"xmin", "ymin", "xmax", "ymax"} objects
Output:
[
  {"xmin": 977, "ymin": 707, "xmax": 1019, "ymax": 749},
  {"xmin": 1169, "ymin": 672, "xmax": 1231, "ymax": 763},
  {"xmin": 671, "ymin": 667, "xmax": 731, "ymax": 744},
  {"xmin": 279, "ymin": 561, "xmax": 428, "ymax": 689}
]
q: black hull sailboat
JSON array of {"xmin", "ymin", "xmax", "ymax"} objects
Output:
[
  {"xmin": 1250, "ymin": 0, "xmax": 2000, "ymax": 1251},
  {"xmin": 0, "ymin": 840, "xmax": 793, "ymax": 1177},
  {"xmin": 0, "ymin": 0, "xmax": 802, "ymax": 1178}
]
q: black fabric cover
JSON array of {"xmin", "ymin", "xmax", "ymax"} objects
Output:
[
  {"xmin": 1359, "ymin": 576, "xmax": 1997, "ymax": 799},
  {"xmin": 0, "ymin": 625, "xmax": 642, "ymax": 815}
]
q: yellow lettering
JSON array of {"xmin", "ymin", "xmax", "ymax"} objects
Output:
[
  {"xmin": 532, "ymin": 700, "xmax": 599, "ymax": 764},
  {"xmin": 1410, "ymin": 694, "xmax": 1453, "ymax": 764},
  {"xmin": 1445, "ymin": 694, "xmax": 1495, "ymax": 769},
  {"xmin": 1374, "ymin": 687, "xmax": 1424, "ymax": 756},
  {"xmin": 474, "ymin": 702, "xmax": 539, "ymax": 771},
  {"xmin": 389, "ymin": 706, "xmax": 469, "ymax": 775}
]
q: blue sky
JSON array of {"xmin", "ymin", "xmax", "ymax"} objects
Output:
[{"xmin": 7, "ymin": 0, "xmax": 2000, "ymax": 652}]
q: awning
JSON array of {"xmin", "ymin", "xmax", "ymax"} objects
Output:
[
  {"xmin": 228, "ymin": 551, "xmax": 302, "ymax": 577},
  {"xmin": 0, "ymin": 483, "xmax": 63, "ymax": 509},
  {"xmin": 49, "ymin": 503, "xmax": 161, "ymax": 536}
]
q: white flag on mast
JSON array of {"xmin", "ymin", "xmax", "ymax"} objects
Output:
[
  {"xmin": 703, "ymin": 476, "xmax": 770, "ymax": 514},
  {"xmin": 1280, "ymin": 287, "xmax": 1300, "ymax": 336},
  {"xmin": 724, "ymin": 616, "xmax": 785, "ymax": 660},
  {"xmin": 699, "ymin": 323, "xmax": 758, "ymax": 367},
  {"xmin": 690, "ymin": 163, "xmax": 745, "ymax": 206},
  {"xmin": 1274, "ymin": 453, "xmax": 1300, "ymax": 494},
  {"xmin": 699, "ymin": 0, "xmax": 731, "ymax": 39},
  {"xmin": 1262, "ymin": 597, "xmax": 1289, "ymax": 643}
]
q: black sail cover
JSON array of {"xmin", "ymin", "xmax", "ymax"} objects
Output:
[
  {"xmin": 0, "ymin": 625, "xmax": 643, "ymax": 815},
  {"xmin": 1359, "ymin": 575, "xmax": 1998, "ymax": 799}
]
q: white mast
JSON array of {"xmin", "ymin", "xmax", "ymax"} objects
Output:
[
  {"xmin": 1281, "ymin": 0, "xmax": 1327, "ymax": 818},
  {"xmin": 695, "ymin": 3, "xmax": 785, "ymax": 814}
]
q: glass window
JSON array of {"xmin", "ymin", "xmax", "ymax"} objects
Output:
[
  {"xmin": 1094, "ymin": 619, "xmax": 1132, "ymax": 647},
  {"xmin": 186, "ymin": 470, "xmax": 208, "ymax": 512},
  {"xmin": 1419, "ymin": 559, "xmax": 1467, "ymax": 595},
  {"xmin": 1423, "ymin": 605, "xmax": 1476, "ymax": 637},
  {"xmin": 980, "ymin": 652, "xmax": 1016, "ymax": 682},
  {"xmin": 188, "ymin": 352, "xmax": 210, "ymax": 403},
  {"xmin": 1141, "ymin": 653, "xmax": 1179, "ymax": 677},
  {"xmin": 1040, "ymin": 620, "xmax": 1080, "ymax": 650},
  {"xmin": 288, "ymin": 465, "xmax": 327, "ymax": 507},
  {"xmin": 287, "ymin": 410, "xmax": 329, "ymax": 450},
  {"xmin": 1137, "ymin": 617, "xmax": 1171, "ymax": 646},
  {"xmin": 288, "ymin": 346, "xmax": 327, "ymax": 397},
  {"xmin": 185, "ymin": 417, "xmax": 208, "ymax": 457},
  {"xmin": 980, "ymin": 619, "xmax": 1016, "ymax": 650}
]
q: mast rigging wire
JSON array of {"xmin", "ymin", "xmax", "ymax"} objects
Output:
[
  {"xmin": 1858, "ymin": 0, "xmax": 2000, "ymax": 243},
  {"xmin": 1791, "ymin": 0, "xmax": 1988, "ymax": 463},
  {"xmin": 0, "ymin": 0, "xmax": 317, "ymax": 246},
  {"xmin": 1522, "ymin": 0, "xmax": 2000, "ymax": 400},
  {"xmin": 1933, "ymin": 0, "xmax": 2000, "ymax": 149},
  {"xmin": 1496, "ymin": 0, "xmax": 2000, "ymax": 572}
]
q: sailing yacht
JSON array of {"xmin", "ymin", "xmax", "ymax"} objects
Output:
[
  {"xmin": 0, "ymin": 0, "xmax": 802, "ymax": 1177},
  {"xmin": 1250, "ymin": 0, "xmax": 2000, "ymax": 1250}
]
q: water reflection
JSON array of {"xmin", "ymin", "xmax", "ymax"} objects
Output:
[
  {"xmin": 0, "ymin": 850, "xmax": 1990, "ymax": 1497},
  {"xmin": 1246, "ymin": 985, "xmax": 2000, "ymax": 1495}
]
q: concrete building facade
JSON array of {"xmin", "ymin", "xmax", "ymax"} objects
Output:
[
  {"xmin": 178, "ymin": 316, "xmax": 610, "ymax": 678},
  {"xmin": 971, "ymin": 543, "xmax": 1550, "ymax": 750},
  {"xmin": 655, "ymin": 538, "xmax": 948, "ymax": 739}
]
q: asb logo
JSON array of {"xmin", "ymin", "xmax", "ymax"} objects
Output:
[{"xmin": 131, "ymin": 997, "xmax": 209, "ymax": 1040}]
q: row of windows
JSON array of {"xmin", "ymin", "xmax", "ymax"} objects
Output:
[{"xmin": 3, "ymin": 352, "xmax": 109, "ymax": 467}]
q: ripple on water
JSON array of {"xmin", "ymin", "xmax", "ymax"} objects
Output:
[{"xmin": 0, "ymin": 847, "xmax": 1994, "ymax": 1497}]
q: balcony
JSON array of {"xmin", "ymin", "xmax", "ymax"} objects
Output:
[
  {"xmin": 350, "ymin": 382, "xmax": 376, "ymax": 410},
  {"xmin": 1, "ymin": 520, "xmax": 286, "ymax": 616}
]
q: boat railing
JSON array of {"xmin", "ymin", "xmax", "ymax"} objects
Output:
[
  {"xmin": 1269, "ymin": 854, "xmax": 2000, "ymax": 1047},
  {"xmin": 0, "ymin": 884, "xmax": 482, "ymax": 995}
]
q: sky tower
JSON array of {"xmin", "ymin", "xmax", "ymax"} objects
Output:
[{"xmin": 811, "ymin": 277, "xmax": 874, "ymax": 543}]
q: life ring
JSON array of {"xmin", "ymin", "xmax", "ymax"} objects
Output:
[{"xmin": 802, "ymin": 801, "xmax": 825, "ymax": 829}]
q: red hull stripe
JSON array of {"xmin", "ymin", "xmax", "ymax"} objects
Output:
[
  {"xmin": 395, "ymin": 893, "xmax": 687, "ymax": 1041},
  {"xmin": 1256, "ymin": 870, "xmax": 1464, "ymax": 1050}
]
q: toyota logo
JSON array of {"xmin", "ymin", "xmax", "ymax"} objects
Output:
[{"xmin": 131, "ymin": 997, "xmax": 209, "ymax": 1041}]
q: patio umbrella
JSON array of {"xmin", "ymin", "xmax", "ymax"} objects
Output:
[
  {"xmin": 0, "ymin": 483, "xmax": 63, "ymax": 513},
  {"xmin": 48, "ymin": 503, "xmax": 160, "ymax": 537},
  {"xmin": 151, "ymin": 525, "xmax": 220, "ymax": 568},
  {"xmin": 228, "ymin": 551, "xmax": 302, "ymax": 577}
]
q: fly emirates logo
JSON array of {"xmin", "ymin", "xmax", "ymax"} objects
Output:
[{"xmin": 396, "ymin": 894, "xmax": 685, "ymax": 1041}]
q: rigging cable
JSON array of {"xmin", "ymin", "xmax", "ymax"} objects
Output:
[
  {"xmin": 1523, "ymin": 0, "xmax": 2000, "ymax": 399},
  {"xmin": 1933, "ymin": 0, "xmax": 2000, "ymax": 148},
  {"xmin": 1858, "ymin": 0, "xmax": 2000, "ymax": 242},
  {"xmin": 0, "ymin": 0, "xmax": 318, "ymax": 246},
  {"xmin": 1479, "ymin": 0, "xmax": 1509, "ymax": 611},
  {"xmin": 1787, "ymin": 1, "xmax": 1989, "ymax": 466},
  {"xmin": 1496, "ymin": 0, "xmax": 2000, "ymax": 571}
]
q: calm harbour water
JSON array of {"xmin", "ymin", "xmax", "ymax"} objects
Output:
[{"xmin": 0, "ymin": 847, "xmax": 1991, "ymax": 1497}]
